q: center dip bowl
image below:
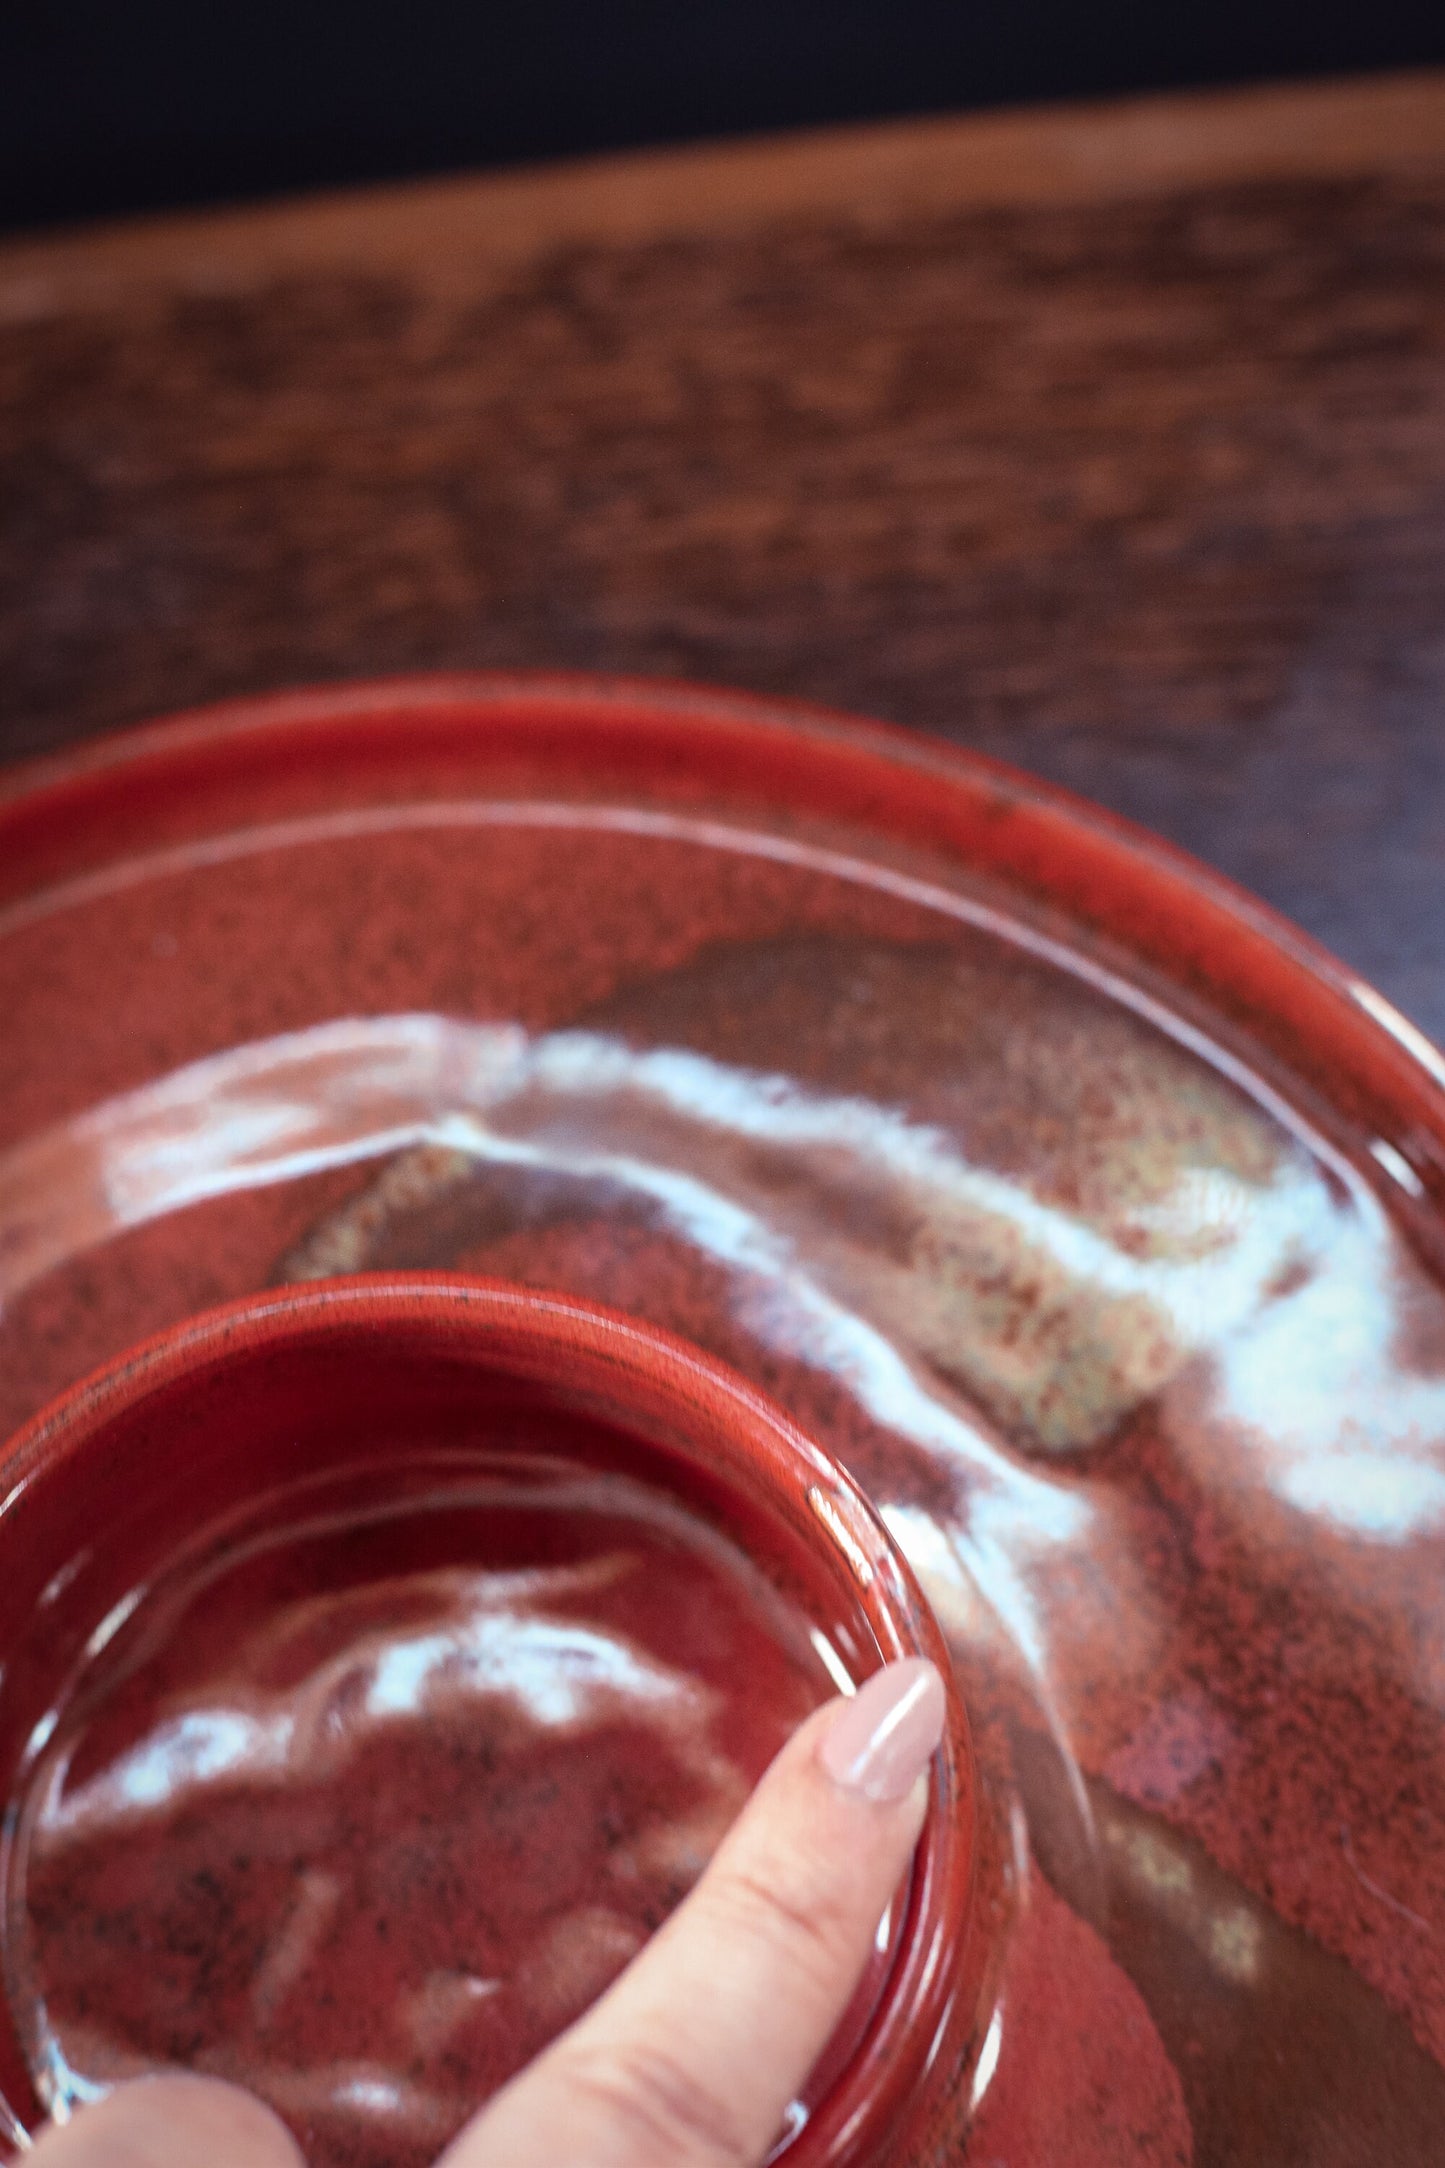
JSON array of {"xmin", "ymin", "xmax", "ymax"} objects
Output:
[{"xmin": 0, "ymin": 1276, "xmax": 982, "ymax": 2168}]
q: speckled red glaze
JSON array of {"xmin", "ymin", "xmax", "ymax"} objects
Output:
[
  {"xmin": 4, "ymin": 673, "xmax": 1445, "ymax": 2167},
  {"xmin": 0, "ymin": 1276, "xmax": 979, "ymax": 2168},
  {"xmin": 3, "ymin": 673, "xmax": 1443, "ymax": 1203}
]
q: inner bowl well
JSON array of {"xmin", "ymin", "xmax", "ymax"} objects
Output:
[{"xmin": 0, "ymin": 1276, "xmax": 977, "ymax": 2168}]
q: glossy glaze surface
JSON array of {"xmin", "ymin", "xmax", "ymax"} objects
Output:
[
  {"xmin": 0, "ymin": 1281, "xmax": 976, "ymax": 2168},
  {"xmin": 3, "ymin": 677, "xmax": 1445, "ymax": 2164},
  {"xmin": 17, "ymin": 1467, "xmax": 829, "ymax": 2162}
]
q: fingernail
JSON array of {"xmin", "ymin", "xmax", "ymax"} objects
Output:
[{"xmin": 819, "ymin": 1658, "xmax": 945, "ymax": 1802}]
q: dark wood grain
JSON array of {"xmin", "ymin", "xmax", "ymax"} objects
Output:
[{"xmin": 3, "ymin": 72, "xmax": 1445, "ymax": 1035}]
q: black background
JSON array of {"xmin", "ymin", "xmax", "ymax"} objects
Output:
[{"xmin": 4, "ymin": 0, "xmax": 1445, "ymax": 238}]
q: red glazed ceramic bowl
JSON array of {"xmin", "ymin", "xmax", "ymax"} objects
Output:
[{"xmin": 0, "ymin": 1275, "xmax": 980, "ymax": 2168}]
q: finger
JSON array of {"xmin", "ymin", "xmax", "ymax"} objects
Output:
[
  {"xmin": 27, "ymin": 2074, "xmax": 306, "ymax": 2168},
  {"xmin": 442, "ymin": 1656, "xmax": 945, "ymax": 2168}
]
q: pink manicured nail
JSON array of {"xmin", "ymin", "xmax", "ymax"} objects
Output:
[{"xmin": 818, "ymin": 1658, "xmax": 945, "ymax": 1802}]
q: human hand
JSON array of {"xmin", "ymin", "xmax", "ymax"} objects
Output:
[{"xmin": 28, "ymin": 1657, "xmax": 944, "ymax": 2168}]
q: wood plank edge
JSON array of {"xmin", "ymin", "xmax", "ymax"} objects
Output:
[{"xmin": 3, "ymin": 66, "xmax": 1444, "ymax": 319}]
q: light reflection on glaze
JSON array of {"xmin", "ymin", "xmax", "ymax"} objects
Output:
[
  {"xmin": 38, "ymin": 1564, "xmax": 700, "ymax": 1845},
  {"xmin": 0, "ymin": 1013, "xmax": 1386, "ymax": 1460},
  {"xmin": 6, "ymin": 1012, "xmax": 1444, "ymax": 1638},
  {"xmin": 12, "ymin": 1495, "xmax": 828, "ymax": 2149},
  {"xmin": 1210, "ymin": 1210, "xmax": 1445, "ymax": 1538},
  {"xmin": 4, "ymin": 925, "xmax": 1445, "ymax": 2159},
  {"xmin": 0, "ymin": 1016, "xmax": 1355, "ymax": 1443}
]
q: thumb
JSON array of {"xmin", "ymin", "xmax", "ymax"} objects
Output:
[{"xmin": 440, "ymin": 1657, "xmax": 945, "ymax": 2168}]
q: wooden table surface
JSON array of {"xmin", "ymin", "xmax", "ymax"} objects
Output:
[{"xmin": 3, "ymin": 70, "xmax": 1444, "ymax": 1040}]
